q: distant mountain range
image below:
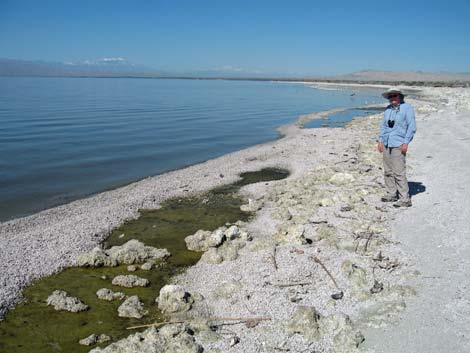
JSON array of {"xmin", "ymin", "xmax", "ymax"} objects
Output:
[
  {"xmin": 328, "ymin": 70, "xmax": 470, "ymax": 83},
  {"xmin": 1, "ymin": 58, "xmax": 470, "ymax": 84},
  {"xmin": 0, "ymin": 58, "xmax": 162, "ymax": 77},
  {"xmin": 0, "ymin": 58, "xmax": 273, "ymax": 78}
]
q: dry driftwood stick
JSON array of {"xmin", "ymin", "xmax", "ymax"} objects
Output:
[
  {"xmin": 272, "ymin": 246, "xmax": 278, "ymax": 270},
  {"xmin": 127, "ymin": 320, "xmax": 186, "ymax": 330},
  {"xmin": 364, "ymin": 231, "xmax": 374, "ymax": 252},
  {"xmin": 273, "ymin": 282, "xmax": 313, "ymax": 288},
  {"xmin": 334, "ymin": 212, "xmax": 358, "ymax": 220},
  {"xmin": 353, "ymin": 233, "xmax": 362, "ymax": 253},
  {"xmin": 310, "ymin": 220, "xmax": 328, "ymax": 224},
  {"xmin": 359, "ymin": 225, "xmax": 373, "ymax": 253},
  {"xmin": 127, "ymin": 316, "xmax": 271, "ymax": 330},
  {"xmin": 311, "ymin": 256, "xmax": 340, "ymax": 289},
  {"xmin": 334, "ymin": 157, "xmax": 358, "ymax": 165}
]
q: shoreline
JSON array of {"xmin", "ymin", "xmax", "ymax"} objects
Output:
[
  {"xmin": 1, "ymin": 84, "xmax": 469, "ymax": 352},
  {"xmin": 0, "ymin": 99, "xmax": 383, "ymax": 319},
  {"xmin": 0, "ymin": 80, "xmax": 380, "ymax": 224},
  {"xmin": 0, "ymin": 103, "xmax": 371, "ymax": 225}
]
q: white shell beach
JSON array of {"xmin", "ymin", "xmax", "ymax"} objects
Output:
[{"xmin": 1, "ymin": 84, "xmax": 469, "ymax": 352}]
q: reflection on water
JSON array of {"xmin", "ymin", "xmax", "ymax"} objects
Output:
[
  {"xmin": 303, "ymin": 107, "xmax": 385, "ymax": 128},
  {"xmin": 0, "ymin": 77, "xmax": 381, "ymax": 220}
]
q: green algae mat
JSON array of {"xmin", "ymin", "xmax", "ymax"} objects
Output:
[{"xmin": 0, "ymin": 168, "xmax": 288, "ymax": 353}]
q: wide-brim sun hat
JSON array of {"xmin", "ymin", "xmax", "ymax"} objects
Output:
[{"xmin": 382, "ymin": 87, "xmax": 406, "ymax": 99}]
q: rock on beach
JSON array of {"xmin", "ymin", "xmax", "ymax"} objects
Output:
[
  {"xmin": 112, "ymin": 274, "xmax": 149, "ymax": 288},
  {"xmin": 79, "ymin": 333, "xmax": 110, "ymax": 346},
  {"xmin": 199, "ymin": 240, "xmax": 245, "ymax": 264},
  {"xmin": 157, "ymin": 284, "xmax": 195, "ymax": 314},
  {"xmin": 328, "ymin": 172, "xmax": 356, "ymax": 185},
  {"xmin": 96, "ymin": 288, "xmax": 125, "ymax": 301},
  {"xmin": 89, "ymin": 325, "xmax": 202, "ymax": 353},
  {"xmin": 46, "ymin": 290, "xmax": 89, "ymax": 312},
  {"xmin": 320, "ymin": 313, "xmax": 365, "ymax": 351},
  {"xmin": 117, "ymin": 295, "xmax": 147, "ymax": 319},
  {"xmin": 75, "ymin": 239, "xmax": 170, "ymax": 267},
  {"xmin": 286, "ymin": 305, "xmax": 321, "ymax": 340},
  {"xmin": 184, "ymin": 229, "xmax": 225, "ymax": 252},
  {"xmin": 140, "ymin": 262, "xmax": 153, "ymax": 270},
  {"xmin": 274, "ymin": 223, "xmax": 308, "ymax": 244},
  {"xmin": 225, "ymin": 225, "xmax": 251, "ymax": 240},
  {"xmin": 286, "ymin": 306, "xmax": 364, "ymax": 352},
  {"xmin": 184, "ymin": 225, "xmax": 251, "ymax": 253}
]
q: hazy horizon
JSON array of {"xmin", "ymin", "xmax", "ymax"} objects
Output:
[
  {"xmin": 1, "ymin": 0, "xmax": 469, "ymax": 76},
  {"xmin": 2, "ymin": 57, "xmax": 470, "ymax": 77}
]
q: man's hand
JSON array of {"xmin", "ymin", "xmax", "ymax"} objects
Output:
[
  {"xmin": 377, "ymin": 142, "xmax": 384, "ymax": 153},
  {"xmin": 401, "ymin": 144, "xmax": 408, "ymax": 155}
]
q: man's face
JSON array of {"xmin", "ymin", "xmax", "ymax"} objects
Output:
[{"xmin": 388, "ymin": 93, "xmax": 400, "ymax": 106}]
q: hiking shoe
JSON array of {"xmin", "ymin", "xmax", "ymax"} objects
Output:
[
  {"xmin": 393, "ymin": 199, "xmax": 412, "ymax": 208},
  {"xmin": 381, "ymin": 195, "xmax": 398, "ymax": 202}
]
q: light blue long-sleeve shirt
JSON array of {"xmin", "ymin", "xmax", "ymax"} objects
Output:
[{"xmin": 378, "ymin": 102, "xmax": 417, "ymax": 147}]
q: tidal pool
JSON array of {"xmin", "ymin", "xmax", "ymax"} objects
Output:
[{"xmin": 0, "ymin": 168, "xmax": 288, "ymax": 353}]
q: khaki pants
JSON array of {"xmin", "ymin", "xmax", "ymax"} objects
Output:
[{"xmin": 383, "ymin": 147, "xmax": 410, "ymax": 201}]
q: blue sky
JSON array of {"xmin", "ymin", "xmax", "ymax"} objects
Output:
[{"xmin": 1, "ymin": 0, "xmax": 469, "ymax": 75}]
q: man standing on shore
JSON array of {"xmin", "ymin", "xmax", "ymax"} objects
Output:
[{"xmin": 377, "ymin": 87, "xmax": 417, "ymax": 207}]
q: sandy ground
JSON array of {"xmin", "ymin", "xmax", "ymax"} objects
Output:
[
  {"xmin": 174, "ymin": 86, "xmax": 470, "ymax": 353},
  {"xmin": 1, "ymin": 84, "xmax": 469, "ymax": 353},
  {"xmin": 363, "ymin": 96, "xmax": 470, "ymax": 352}
]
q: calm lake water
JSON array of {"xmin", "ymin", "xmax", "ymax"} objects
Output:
[{"xmin": 0, "ymin": 77, "xmax": 382, "ymax": 221}]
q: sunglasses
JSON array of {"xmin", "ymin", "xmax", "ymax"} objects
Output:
[{"xmin": 388, "ymin": 94, "xmax": 399, "ymax": 99}]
